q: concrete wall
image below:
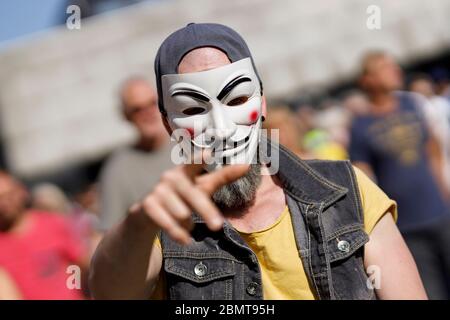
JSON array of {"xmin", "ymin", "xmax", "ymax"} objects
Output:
[{"xmin": 0, "ymin": 0, "xmax": 449, "ymax": 177}]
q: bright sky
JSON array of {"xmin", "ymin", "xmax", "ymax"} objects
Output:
[{"xmin": 0, "ymin": 0, "xmax": 66, "ymax": 46}]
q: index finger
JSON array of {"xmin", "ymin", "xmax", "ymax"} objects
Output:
[
  {"xmin": 181, "ymin": 149, "xmax": 212, "ymax": 180},
  {"xmin": 196, "ymin": 164, "xmax": 251, "ymax": 195}
]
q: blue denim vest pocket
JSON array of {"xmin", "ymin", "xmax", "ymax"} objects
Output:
[
  {"xmin": 327, "ymin": 225, "xmax": 375, "ymax": 300},
  {"xmin": 163, "ymin": 252, "xmax": 236, "ymax": 300}
]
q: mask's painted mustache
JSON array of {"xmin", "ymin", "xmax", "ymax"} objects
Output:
[
  {"xmin": 213, "ymin": 135, "xmax": 250, "ymax": 152},
  {"xmin": 191, "ymin": 126, "xmax": 254, "ymax": 149},
  {"xmin": 190, "ymin": 128, "xmax": 254, "ymax": 159}
]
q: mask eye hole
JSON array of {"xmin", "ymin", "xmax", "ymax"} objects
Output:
[
  {"xmin": 182, "ymin": 107, "xmax": 205, "ymax": 115},
  {"xmin": 227, "ymin": 96, "xmax": 249, "ymax": 106}
]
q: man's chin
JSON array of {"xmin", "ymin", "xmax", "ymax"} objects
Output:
[{"xmin": 212, "ymin": 163, "xmax": 261, "ymax": 214}]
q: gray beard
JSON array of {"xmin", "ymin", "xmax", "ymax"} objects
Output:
[{"xmin": 212, "ymin": 164, "xmax": 262, "ymax": 213}]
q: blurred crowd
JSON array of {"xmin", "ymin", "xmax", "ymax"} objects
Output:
[{"xmin": 1, "ymin": 50, "xmax": 450, "ymax": 299}]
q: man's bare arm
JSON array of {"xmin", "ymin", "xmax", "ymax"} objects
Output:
[
  {"xmin": 89, "ymin": 209, "xmax": 162, "ymax": 299},
  {"xmin": 89, "ymin": 157, "xmax": 250, "ymax": 299},
  {"xmin": 364, "ymin": 213, "xmax": 427, "ymax": 299}
]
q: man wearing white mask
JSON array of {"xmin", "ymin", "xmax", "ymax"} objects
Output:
[{"xmin": 90, "ymin": 23, "xmax": 426, "ymax": 300}]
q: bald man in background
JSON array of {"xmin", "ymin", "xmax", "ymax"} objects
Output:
[{"xmin": 98, "ymin": 77, "xmax": 173, "ymax": 230}]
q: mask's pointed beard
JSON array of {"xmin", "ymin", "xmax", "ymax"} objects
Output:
[{"xmin": 212, "ymin": 163, "xmax": 262, "ymax": 213}]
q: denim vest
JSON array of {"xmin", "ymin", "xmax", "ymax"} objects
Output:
[{"xmin": 160, "ymin": 142, "xmax": 375, "ymax": 300}]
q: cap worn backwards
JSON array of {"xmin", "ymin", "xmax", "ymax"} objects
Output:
[{"xmin": 154, "ymin": 22, "xmax": 263, "ymax": 114}]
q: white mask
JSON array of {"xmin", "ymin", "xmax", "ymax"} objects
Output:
[{"xmin": 162, "ymin": 58, "xmax": 263, "ymax": 171}]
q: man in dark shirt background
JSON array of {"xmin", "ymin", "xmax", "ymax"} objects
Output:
[{"xmin": 349, "ymin": 51, "xmax": 450, "ymax": 299}]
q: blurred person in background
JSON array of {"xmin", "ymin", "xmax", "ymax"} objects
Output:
[
  {"xmin": 430, "ymin": 67, "xmax": 450, "ymax": 99},
  {"xmin": 294, "ymin": 103, "xmax": 316, "ymax": 138},
  {"xmin": 31, "ymin": 182, "xmax": 100, "ymax": 262},
  {"xmin": 98, "ymin": 76, "xmax": 172, "ymax": 231},
  {"xmin": 409, "ymin": 73, "xmax": 450, "ymax": 192},
  {"xmin": 341, "ymin": 89, "xmax": 371, "ymax": 117},
  {"xmin": 262, "ymin": 104, "xmax": 310, "ymax": 158},
  {"xmin": 308, "ymin": 104, "xmax": 351, "ymax": 160},
  {"xmin": 31, "ymin": 183, "xmax": 71, "ymax": 215},
  {"xmin": 303, "ymin": 129, "xmax": 348, "ymax": 160},
  {"xmin": 72, "ymin": 183, "xmax": 102, "ymax": 260},
  {"xmin": 315, "ymin": 105, "xmax": 351, "ymax": 149},
  {"xmin": 0, "ymin": 171, "xmax": 88, "ymax": 300},
  {"xmin": 350, "ymin": 50, "xmax": 450, "ymax": 299}
]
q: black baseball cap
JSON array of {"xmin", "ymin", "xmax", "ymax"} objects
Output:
[{"xmin": 154, "ymin": 22, "xmax": 263, "ymax": 115}]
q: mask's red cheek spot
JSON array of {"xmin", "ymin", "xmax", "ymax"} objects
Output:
[
  {"xmin": 186, "ymin": 128, "xmax": 194, "ymax": 137},
  {"xmin": 249, "ymin": 110, "xmax": 259, "ymax": 123}
]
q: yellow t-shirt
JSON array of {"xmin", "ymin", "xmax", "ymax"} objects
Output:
[{"xmin": 150, "ymin": 166, "xmax": 397, "ymax": 300}]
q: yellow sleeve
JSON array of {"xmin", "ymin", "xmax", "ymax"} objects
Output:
[
  {"xmin": 353, "ymin": 166, "xmax": 398, "ymax": 234},
  {"xmin": 153, "ymin": 234, "xmax": 161, "ymax": 249},
  {"xmin": 149, "ymin": 234, "xmax": 166, "ymax": 299}
]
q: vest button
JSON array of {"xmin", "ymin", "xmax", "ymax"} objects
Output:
[
  {"xmin": 194, "ymin": 262, "xmax": 207, "ymax": 277},
  {"xmin": 246, "ymin": 282, "xmax": 258, "ymax": 296},
  {"xmin": 337, "ymin": 240, "xmax": 350, "ymax": 253}
]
